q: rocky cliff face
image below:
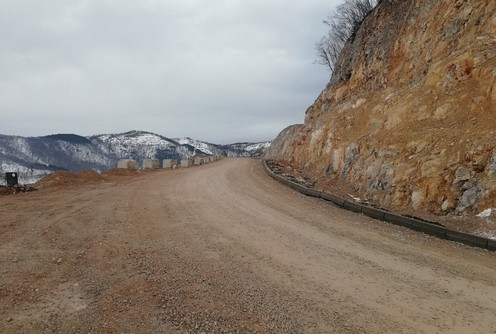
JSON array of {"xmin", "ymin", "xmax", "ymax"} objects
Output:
[{"xmin": 266, "ymin": 0, "xmax": 496, "ymax": 216}]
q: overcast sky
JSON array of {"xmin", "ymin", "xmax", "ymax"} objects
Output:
[{"xmin": 0, "ymin": 0, "xmax": 339, "ymax": 144}]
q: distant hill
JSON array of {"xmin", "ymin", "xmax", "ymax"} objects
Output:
[
  {"xmin": 0, "ymin": 131, "xmax": 271, "ymax": 184},
  {"xmin": 174, "ymin": 138, "xmax": 271, "ymax": 158}
]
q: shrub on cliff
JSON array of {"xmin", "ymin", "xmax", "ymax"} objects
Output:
[{"xmin": 316, "ymin": 0, "xmax": 378, "ymax": 72}]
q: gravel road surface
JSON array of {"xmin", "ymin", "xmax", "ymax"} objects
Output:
[{"xmin": 1, "ymin": 158, "xmax": 495, "ymax": 333}]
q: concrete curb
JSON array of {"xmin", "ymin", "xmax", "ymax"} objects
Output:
[
  {"xmin": 302, "ymin": 188, "xmax": 322, "ymax": 198},
  {"xmin": 410, "ymin": 220, "xmax": 447, "ymax": 239},
  {"xmin": 262, "ymin": 160, "xmax": 495, "ymax": 252},
  {"xmin": 284, "ymin": 179, "xmax": 306, "ymax": 192},
  {"xmin": 487, "ymin": 239, "xmax": 496, "ymax": 251},
  {"xmin": 362, "ymin": 206, "xmax": 387, "ymax": 220},
  {"xmin": 445, "ymin": 230, "xmax": 488, "ymax": 249},
  {"xmin": 320, "ymin": 192, "xmax": 345, "ymax": 207},
  {"xmin": 383, "ymin": 212, "xmax": 412, "ymax": 228},
  {"xmin": 343, "ymin": 200, "xmax": 363, "ymax": 213}
]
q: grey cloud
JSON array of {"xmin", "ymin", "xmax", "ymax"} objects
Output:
[{"xmin": 0, "ymin": 0, "xmax": 340, "ymax": 143}]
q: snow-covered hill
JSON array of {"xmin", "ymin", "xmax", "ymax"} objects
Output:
[
  {"xmin": 225, "ymin": 142, "xmax": 272, "ymax": 157},
  {"xmin": 175, "ymin": 138, "xmax": 272, "ymax": 158},
  {"xmin": 90, "ymin": 131, "xmax": 189, "ymax": 163},
  {"xmin": 0, "ymin": 131, "xmax": 271, "ymax": 184}
]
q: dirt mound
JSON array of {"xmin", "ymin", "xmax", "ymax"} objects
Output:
[
  {"xmin": 35, "ymin": 169, "xmax": 106, "ymax": 189},
  {"xmin": 0, "ymin": 185, "xmax": 37, "ymax": 196},
  {"xmin": 76, "ymin": 169, "xmax": 106, "ymax": 182},
  {"xmin": 35, "ymin": 168, "xmax": 146, "ymax": 190},
  {"xmin": 102, "ymin": 168, "xmax": 141, "ymax": 177}
]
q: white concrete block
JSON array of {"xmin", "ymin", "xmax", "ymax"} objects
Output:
[
  {"xmin": 163, "ymin": 159, "xmax": 177, "ymax": 169},
  {"xmin": 143, "ymin": 159, "xmax": 160, "ymax": 169},
  {"xmin": 117, "ymin": 159, "xmax": 138, "ymax": 170},
  {"xmin": 181, "ymin": 159, "xmax": 192, "ymax": 167}
]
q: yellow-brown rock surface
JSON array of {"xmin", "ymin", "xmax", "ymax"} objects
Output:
[{"xmin": 265, "ymin": 0, "xmax": 496, "ymax": 216}]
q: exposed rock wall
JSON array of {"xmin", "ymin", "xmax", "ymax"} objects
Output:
[{"xmin": 266, "ymin": 0, "xmax": 496, "ymax": 215}]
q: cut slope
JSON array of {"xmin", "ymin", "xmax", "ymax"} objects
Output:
[{"xmin": 266, "ymin": 0, "xmax": 496, "ymax": 219}]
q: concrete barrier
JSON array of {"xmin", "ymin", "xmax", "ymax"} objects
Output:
[
  {"xmin": 487, "ymin": 239, "xmax": 496, "ymax": 251},
  {"xmin": 362, "ymin": 206, "xmax": 387, "ymax": 221},
  {"xmin": 143, "ymin": 159, "xmax": 160, "ymax": 169},
  {"xmin": 263, "ymin": 163, "xmax": 277, "ymax": 179},
  {"xmin": 445, "ymin": 230, "xmax": 488, "ymax": 249},
  {"xmin": 163, "ymin": 159, "xmax": 177, "ymax": 169},
  {"xmin": 320, "ymin": 192, "xmax": 345, "ymax": 207},
  {"xmin": 194, "ymin": 158, "xmax": 203, "ymax": 165},
  {"xmin": 410, "ymin": 220, "xmax": 447, "ymax": 239},
  {"xmin": 117, "ymin": 159, "xmax": 138, "ymax": 170},
  {"xmin": 301, "ymin": 187, "xmax": 321, "ymax": 198},
  {"xmin": 262, "ymin": 159, "xmax": 494, "ymax": 251},
  {"xmin": 343, "ymin": 200, "xmax": 363, "ymax": 213},
  {"xmin": 383, "ymin": 212, "xmax": 413, "ymax": 229},
  {"xmin": 284, "ymin": 179, "xmax": 306, "ymax": 193},
  {"xmin": 181, "ymin": 159, "xmax": 192, "ymax": 168}
]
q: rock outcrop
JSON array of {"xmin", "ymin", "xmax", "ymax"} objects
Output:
[{"xmin": 266, "ymin": 0, "xmax": 496, "ymax": 216}]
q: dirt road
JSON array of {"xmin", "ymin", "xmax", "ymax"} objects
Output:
[{"xmin": 1, "ymin": 158, "xmax": 495, "ymax": 333}]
